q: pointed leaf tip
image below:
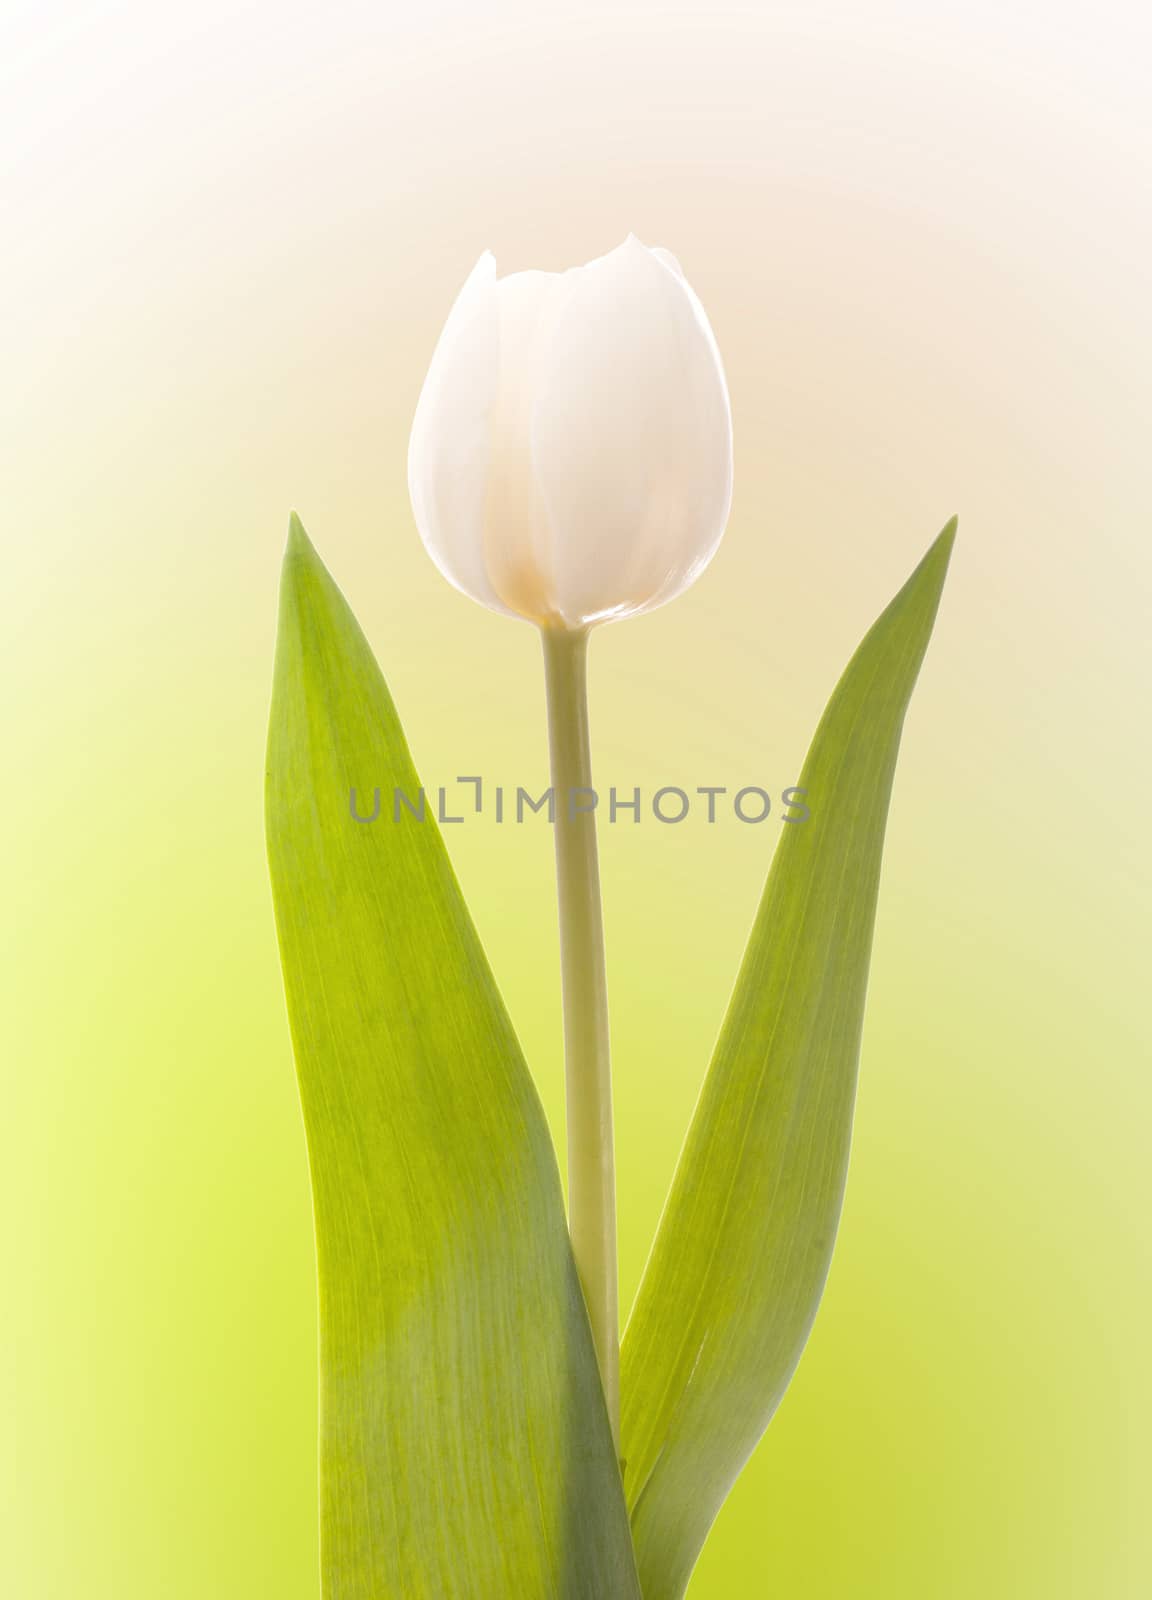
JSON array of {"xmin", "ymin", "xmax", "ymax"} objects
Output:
[
  {"xmin": 919, "ymin": 515, "xmax": 958, "ymax": 582},
  {"xmin": 933, "ymin": 513, "xmax": 958, "ymax": 559},
  {"xmin": 285, "ymin": 510, "xmax": 313, "ymax": 560}
]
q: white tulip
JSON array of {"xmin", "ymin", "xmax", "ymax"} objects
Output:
[{"xmin": 408, "ymin": 236, "xmax": 733, "ymax": 630}]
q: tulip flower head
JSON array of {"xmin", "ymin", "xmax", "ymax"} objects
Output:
[{"xmin": 408, "ymin": 237, "xmax": 733, "ymax": 630}]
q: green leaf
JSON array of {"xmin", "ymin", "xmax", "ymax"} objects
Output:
[
  {"xmin": 619, "ymin": 520, "xmax": 957, "ymax": 1599},
  {"xmin": 265, "ymin": 517, "xmax": 640, "ymax": 1600}
]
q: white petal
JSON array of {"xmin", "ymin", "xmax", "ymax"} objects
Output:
[
  {"xmin": 482, "ymin": 268, "xmax": 566, "ymax": 621},
  {"xmin": 407, "ymin": 253, "xmax": 511, "ymax": 615},
  {"xmin": 650, "ymin": 245, "xmax": 685, "ymax": 280},
  {"xmin": 529, "ymin": 237, "xmax": 732, "ymax": 626}
]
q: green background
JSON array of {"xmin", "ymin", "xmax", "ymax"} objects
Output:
[{"xmin": 3, "ymin": 2, "xmax": 1149, "ymax": 1594}]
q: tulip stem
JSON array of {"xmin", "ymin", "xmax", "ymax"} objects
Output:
[{"xmin": 541, "ymin": 624, "xmax": 620, "ymax": 1450}]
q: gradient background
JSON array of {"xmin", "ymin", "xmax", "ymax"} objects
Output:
[{"xmin": 3, "ymin": 3, "xmax": 1149, "ymax": 1595}]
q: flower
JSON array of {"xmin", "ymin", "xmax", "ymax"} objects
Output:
[{"xmin": 408, "ymin": 236, "xmax": 733, "ymax": 629}]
